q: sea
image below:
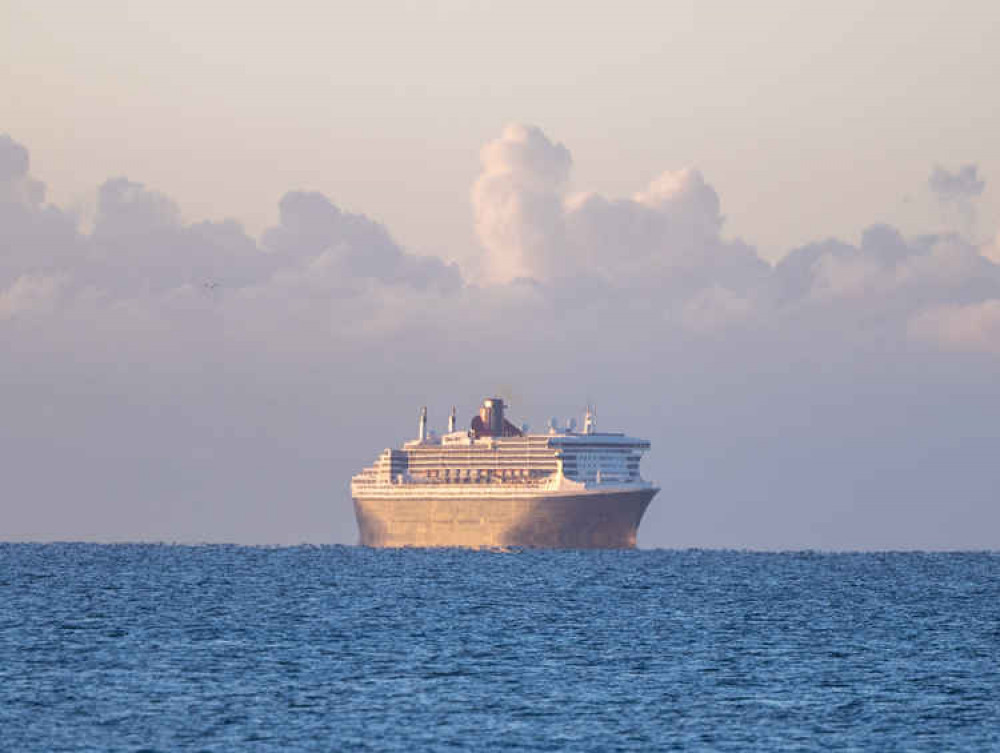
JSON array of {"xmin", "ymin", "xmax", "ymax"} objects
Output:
[{"xmin": 1, "ymin": 545, "xmax": 998, "ymax": 751}]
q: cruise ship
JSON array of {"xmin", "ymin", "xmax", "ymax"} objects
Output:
[{"xmin": 351, "ymin": 398, "xmax": 659, "ymax": 548}]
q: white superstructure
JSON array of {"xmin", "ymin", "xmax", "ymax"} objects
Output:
[{"xmin": 351, "ymin": 399, "xmax": 654, "ymax": 500}]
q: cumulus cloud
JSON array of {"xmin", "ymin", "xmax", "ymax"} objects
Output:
[
  {"xmin": 471, "ymin": 124, "xmax": 768, "ymax": 322},
  {"xmin": 0, "ymin": 134, "xmax": 30, "ymax": 180},
  {"xmin": 472, "ymin": 124, "xmax": 572, "ymax": 283},
  {"xmin": 263, "ymin": 190, "xmax": 460, "ymax": 292},
  {"xmin": 2, "ymin": 127, "xmax": 1000, "ymax": 548},
  {"xmin": 0, "ymin": 133, "xmax": 46, "ymax": 208},
  {"xmin": 770, "ymin": 223, "xmax": 1000, "ymax": 334},
  {"xmin": 929, "ymin": 163, "xmax": 987, "ymax": 239},
  {"xmin": 0, "ymin": 135, "xmax": 76, "ymax": 283},
  {"xmin": 1, "ymin": 135, "xmax": 460, "ymax": 306},
  {"xmin": 929, "ymin": 164, "xmax": 985, "ymax": 202}
]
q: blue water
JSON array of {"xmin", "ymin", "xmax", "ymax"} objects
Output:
[{"xmin": 1, "ymin": 545, "xmax": 998, "ymax": 751}]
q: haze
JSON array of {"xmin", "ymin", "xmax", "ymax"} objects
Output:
[{"xmin": 2, "ymin": 0, "xmax": 999, "ymax": 548}]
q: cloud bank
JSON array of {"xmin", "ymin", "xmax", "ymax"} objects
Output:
[{"xmin": 2, "ymin": 127, "xmax": 998, "ymax": 548}]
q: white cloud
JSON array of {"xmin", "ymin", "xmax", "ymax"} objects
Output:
[
  {"xmin": 472, "ymin": 124, "xmax": 768, "ymax": 300},
  {"xmin": 471, "ymin": 124, "xmax": 571, "ymax": 283}
]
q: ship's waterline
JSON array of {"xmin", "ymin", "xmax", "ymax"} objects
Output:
[{"xmin": 351, "ymin": 397, "xmax": 659, "ymax": 549}]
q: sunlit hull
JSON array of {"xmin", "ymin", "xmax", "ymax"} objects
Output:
[{"xmin": 353, "ymin": 486, "xmax": 659, "ymax": 549}]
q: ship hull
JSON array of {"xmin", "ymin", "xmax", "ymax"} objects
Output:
[{"xmin": 353, "ymin": 487, "xmax": 658, "ymax": 549}]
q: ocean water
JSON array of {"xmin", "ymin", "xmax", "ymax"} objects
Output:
[{"xmin": 1, "ymin": 545, "xmax": 998, "ymax": 751}]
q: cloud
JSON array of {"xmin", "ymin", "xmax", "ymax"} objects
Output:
[
  {"xmin": 771, "ymin": 224, "xmax": 1000, "ymax": 326},
  {"xmin": 472, "ymin": 124, "xmax": 572, "ymax": 283},
  {"xmin": 909, "ymin": 300, "xmax": 1000, "ymax": 354},
  {"xmin": 680, "ymin": 284, "xmax": 754, "ymax": 334},
  {"xmin": 1, "ymin": 137, "xmax": 460, "ymax": 304},
  {"xmin": 263, "ymin": 190, "xmax": 460, "ymax": 292},
  {"xmin": 478, "ymin": 123, "xmax": 572, "ymax": 190},
  {"xmin": 83, "ymin": 178, "xmax": 269, "ymax": 294},
  {"xmin": 0, "ymin": 274, "xmax": 65, "ymax": 320},
  {"xmin": 471, "ymin": 125, "xmax": 769, "ymax": 312},
  {"xmin": 929, "ymin": 164, "xmax": 987, "ymax": 239},
  {"xmin": 983, "ymin": 232, "xmax": 1000, "ymax": 265},
  {"xmin": 0, "ymin": 137, "xmax": 79, "ymax": 284},
  {"xmin": 0, "ymin": 134, "xmax": 30, "ymax": 181},
  {"xmin": 2, "ymin": 128, "xmax": 1000, "ymax": 548},
  {"xmin": 929, "ymin": 164, "xmax": 985, "ymax": 202}
]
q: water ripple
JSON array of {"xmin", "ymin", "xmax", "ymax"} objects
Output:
[{"xmin": 1, "ymin": 545, "xmax": 999, "ymax": 750}]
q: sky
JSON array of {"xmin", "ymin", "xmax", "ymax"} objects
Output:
[{"xmin": 2, "ymin": 0, "xmax": 999, "ymax": 548}]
